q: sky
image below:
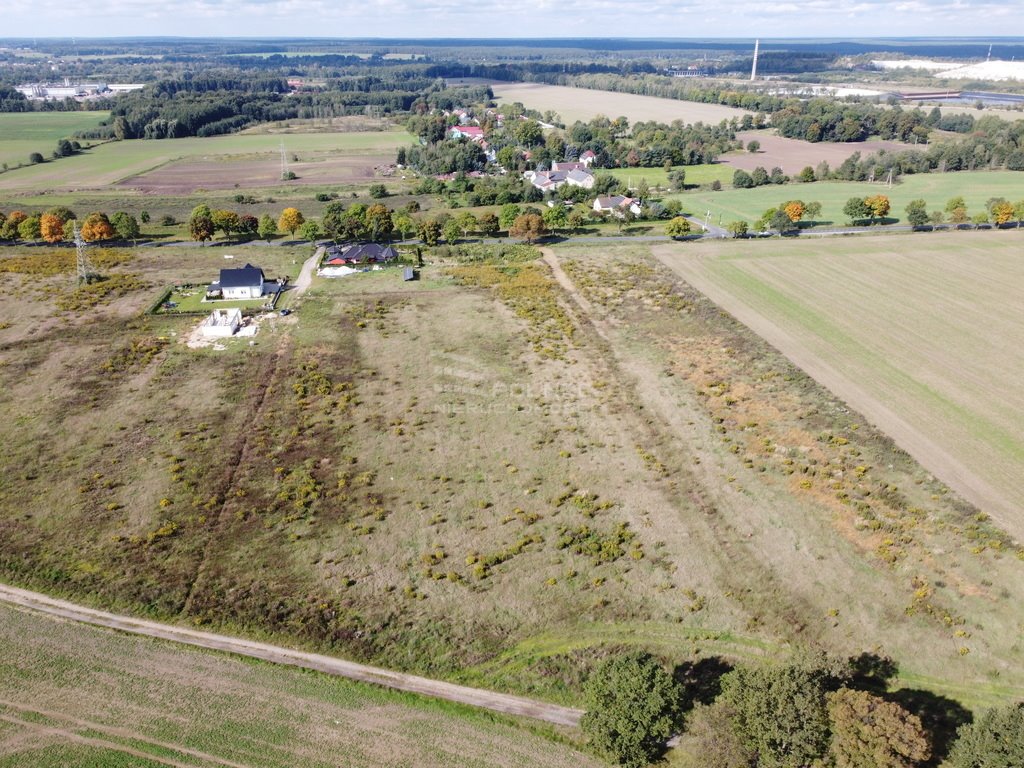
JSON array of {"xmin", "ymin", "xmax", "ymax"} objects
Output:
[{"xmin": 4, "ymin": 0, "xmax": 1024, "ymax": 39}]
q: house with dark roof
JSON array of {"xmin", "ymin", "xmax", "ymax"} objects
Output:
[
  {"xmin": 324, "ymin": 243, "xmax": 399, "ymax": 265},
  {"xmin": 207, "ymin": 263, "xmax": 266, "ymax": 300}
]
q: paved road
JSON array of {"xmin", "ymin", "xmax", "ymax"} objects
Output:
[{"xmin": 0, "ymin": 583, "xmax": 584, "ymax": 728}]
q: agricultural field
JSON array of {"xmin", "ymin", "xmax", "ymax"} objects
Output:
[
  {"xmin": 489, "ymin": 82, "xmax": 750, "ymax": 126},
  {"xmin": 3, "ymin": 234, "xmax": 1024, "ymax": 732},
  {"xmin": 673, "ymin": 170, "xmax": 1024, "ymax": 226},
  {"xmin": 0, "ymin": 111, "xmax": 110, "ymax": 170},
  {"xmin": 0, "ymin": 603, "xmax": 596, "ymax": 768},
  {"xmin": 661, "ymin": 231, "xmax": 1024, "ymax": 531},
  {"xmin": 723, "ymin": 131, "xmax": 916, "ymax": 175},
  {"xmin": 0, "ymin": 129, "xmax": 413, "ymax": 194}
]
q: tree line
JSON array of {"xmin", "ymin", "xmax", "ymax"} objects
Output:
[{"xmin": 582, "ymin": 649, "xmax": 1022, "ymax": 768}]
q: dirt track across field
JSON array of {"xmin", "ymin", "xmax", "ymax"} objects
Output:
[{"xmin": 0, "ymin": 583, "xmax": 584, "ymax": 728}]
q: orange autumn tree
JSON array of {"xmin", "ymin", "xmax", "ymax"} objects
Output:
[
  {"xmin": 40, "ymin": 213, "xmax": 66, "ymax": 243},
  {"xmin": 80, "ymin": 212, "xmax": 115, "ymax": 242},
  {"xmin": 783, "ymin": 200, "xmax": 806, "ymax": 223}
]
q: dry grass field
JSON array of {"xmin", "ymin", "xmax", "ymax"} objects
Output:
[
  {"xmin": 489, "ymin": 82, "xmax": 750, "ymax": 125},
  {"xmin": 659, "ymin": 232, "xmax": 1024, "ymax": 532},
  {"xmin": 0, "ymin": 604, "xmax": 597, "ymax": 768},
  {"xmin": 724, "ymin": 131, "xmax": 917, "ymax": 175},
  {"xmin": 2, "ymin": 235, "xmax": 1024, "ymax": 730}
]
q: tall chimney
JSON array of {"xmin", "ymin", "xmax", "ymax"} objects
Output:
[{"xmin": 751, "ymin": 39, "xmax": 760, "ymax": 81}]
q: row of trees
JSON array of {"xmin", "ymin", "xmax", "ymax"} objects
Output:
[
  {"xmin": 0, "ymin": 207, "xmax": 140, "ymax": 244},
  {"xmin": 583, "ymin": 650, "xmax": 1023, "ymax": 768},
  {"xmin": 903, "ymin": 196, "xmax": 1024, "ymax": 227}
]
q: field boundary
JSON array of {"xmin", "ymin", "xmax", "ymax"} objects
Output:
[{"xmin": 0, "ymin": 582, "xmax": 584, "ymax": 728}]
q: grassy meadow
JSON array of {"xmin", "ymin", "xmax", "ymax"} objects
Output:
[
  {"xmin": 671, "ymin": 170, "xmax": 1024, "ymax": 226},
  {"xmin": 3, "ymin": 234, "xmax": 1024, "ymax": 725},
  {"xmin": 659, "ymin": 231, "xmax": 1024, "ymax": 530},
  {"xmin": 0, "ymin": 604, "xmax": 596, "ymax": 768},
  {"xmin": 0, "ymin": 111, "xmax": 110, "ymax": 170}
]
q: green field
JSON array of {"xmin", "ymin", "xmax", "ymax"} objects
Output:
[
  {"xmin": 672, "ymin": 170, "xmax": 1024, "ymax": 226},
  {"xmin": 0, "ymin": 129, "xmax": 414, "ymax": 192},
  {"xmin": 660, "ymin": 231, "xmax": 1024, "ymax": 531},
  {"xmin": 0, "ymin": 111, "xmax": 110, "ymax": 169},
  {"xmin": 606, "ymin": 164, "xmax": 735, "ymax": 191},
  {"xmin": 0, "ymin": 604, "xmax": 596, "ymax": 768}
]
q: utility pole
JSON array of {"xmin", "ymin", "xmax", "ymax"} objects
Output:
[{"xmin": 74, "ymin": 223, "xmax": 97, "ymax": 285}]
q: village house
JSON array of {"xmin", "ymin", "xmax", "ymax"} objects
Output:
[
  {"xmin": 207, "ymin": 263, "xmax": 268, "ymax": 300},
  {"xmin": 579, "ymin": 150, "xmax": 597, "ymax": 167},
  {"xmin": 449, "ymin": 125, "xmax": 484, "ymax": 141},
  {"xmin": 593, "ymin": 195, "xmax": 642, "ymax": 216},
  {"xmin": 524, "ymin": 167, "xmax": 595, "ymax": 192}
]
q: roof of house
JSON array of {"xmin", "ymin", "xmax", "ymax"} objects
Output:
[
  {"xmin": 452, "ymin": 126, "xmax": 484, "ymax": 137},
  {"xmin": 552, "ymin": 161, "xmax": 586, "ymax": 172},
  {"xmin": 566, "ymin": 169, "xmax": 594, "ymax": 183},
  {"xmin": 594, "ymin": 195, "xmax": 634, "ymax": 209},
  {"xmin": 327, "ymin": 243, "xmax": 399, "ymax": 263},
  {"xmin": 580, "ymin": 150, "xmax": 596, "ymax": 158},
  {"xmin": 219, "ymin": 263, "xmax": 265, "ymax": 289}
]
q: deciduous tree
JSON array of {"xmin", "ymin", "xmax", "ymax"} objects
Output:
[
  {"xmin": 947, "ymin": 702, "xmax": 1024, "ymax": 768},
  {"xmin": 542, "ymin": 205, "xmax": 567, "ymax": 233},
  {"xmin": 40, "ymin": 213, "xmax": 66, "ymax": 243},
  {"xmin": 189, "ymin": 205, "xmax": 215, "ymax": 243},
  {"xmin": 509, "ymin": 213, "xmax": 546, "ymax": 243},
  {"xmin": 417, "ymin": 218, "xmax": 442, "ymax": 246},
  {"xmin": 865, "ymin": 194, "xmax": 891, "ymax": 220},
  {"xmin": 18, "ymin": 214, "xmax": 42, "ymax": 242},
  {"xmin": 827, "ymin": 689, "xmax": 930, "ymax": 768},
  {"xmin": 110, "ymin": 212, "xmax": 140, "ymax": 244},
  {"xmin": 498, "ymin": 203, "xmax": 522, "ymax": 231},
  {"xmin": 211, "ymin": 209, "xmax": 240, "ymax": 238},
  {"xmin": 904, "ymin": 199, "xmax": 929, "ymax": 228},
  {"xmin": 478, "ymin": 212, "xmax": 500, "ymax": 237},
  {"xmin": 783, "ymin": 201, "xmax": 806, "ymax": 223},
  {"xmin": 727, "ymin": 220, "xmax": 749, "ymax": 238},
  {"xmin": 257, "ymin": 213, "xmax": 277, "ymax": 243},
  {"xmin": 580, "ymin": 651, "xmax": 682, "ymax": 768},
  {"xmin": 364, "ymin": 204, "xmax": 393, "ymax": 242},
  {"xmin": 81, "ymin": 212, "xmax": 114, "ymax": 242},
  {"xmin": 1, "ymin": 211, "xmax": 27, "ymax": 240},
  {"xmin": 665, "ymin": 216, "xmax": 692, "ymax": 239},
  {"xmin": 299, "ymin": 220, "xmax": 320, "ymax": 242},
  {"xmin": 278, "ymin": 207, "xmax": 305, "ymax": 236},
  {"xmin": 843, "ymin": 197, "xmax": 872, "ymax": 224},
  {"xmin": 720, "ymin": 662, "xmax": 831, "ymax": 768}
]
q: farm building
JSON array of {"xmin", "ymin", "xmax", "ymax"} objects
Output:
[
  {"xmin": 324, "ymin": 244, "xmax": 399, "ymax": 265},
  {"xmin": 200, "ymin": 308, "xmax": 242, "ymax": 338},
  {"xmin": 207, "ymin": 263, "xmax": 266, "ymax": 300}
]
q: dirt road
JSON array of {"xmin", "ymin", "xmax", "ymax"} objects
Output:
[
  {"xmin": 292, "ymin": 246, "xmax": 322, "ymax": 297},
  {"xmin": 0, "ymin": 583, "xmax": 584, "ymax": 728}
]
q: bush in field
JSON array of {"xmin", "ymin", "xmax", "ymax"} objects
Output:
[
  {"xmin": 665, "ymin": 216, "xmax": 692, "ymax": 239},
  {"xmin": 581, "ymin": 651, "xmax": 682, "ymax": 768}
]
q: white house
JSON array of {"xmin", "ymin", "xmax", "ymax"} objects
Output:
[
  {"xmin": 593, "ymin": 195, "xmax": 642, "ymax": 216},
  {"xmin": 579, "ymin": 150, "xmax": 597, "ymax": 167},
  {"xmin": 211, "ymin": 263, "xmax": 265, "ymax": 300},
  {"xmin": 200, "ymin": 308, "xmax": 242, "ymax": 338}
]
